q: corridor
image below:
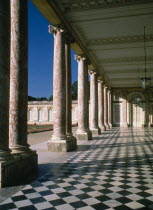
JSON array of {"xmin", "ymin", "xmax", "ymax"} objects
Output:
[{"xmin": 0, "ymin": 128, "xmax": 153, "ymax": 209}]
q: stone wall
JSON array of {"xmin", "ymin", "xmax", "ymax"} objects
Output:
[
  {"xmin": 112, "ymin": 88, "xmax": 153, "ymax": 127},
  {"xmin": 28, "ymin": 101, "xmax": 78, "ymax": 125}
]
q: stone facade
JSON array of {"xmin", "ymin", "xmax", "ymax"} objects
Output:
[
  {"xmin": 28, "ymin": 101, "xmax": 78, "ymax": 125},
  {"xmin": 113, "ymin": 89, "xmax": 153, "ymax": 127}
]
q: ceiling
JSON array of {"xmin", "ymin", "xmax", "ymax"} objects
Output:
[{"xmin": 32, "ymin": 0, "xmax": 153, "ymax": 88}]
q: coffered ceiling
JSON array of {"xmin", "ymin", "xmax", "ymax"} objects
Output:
[{"xmin": 32, "ymin": 0, "xmax": 153, "ymax": 88}]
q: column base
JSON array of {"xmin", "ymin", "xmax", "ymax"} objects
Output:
[
  {"xmin": 99, "ymin": 125, "xmax": 106, "ymax": 133},
  {"xmin": 0, "ymin": 150, "xmax": 14, "ymax": 162},
  {"xmin": 67, "ymin": 135, "xmax": 77, "ymax": 151},
  {"xmin": 144, "ymin": 123, "xmax": 151, "ymax": 128},
  {"xmin": 10, "ymin": 145, "xmax": 33, "ymax": 154},
  {"xmin": 0, "ymin": 152, "xmax": 38, "ymax": 188},
  {"xmin": 109, "ymin": 123, "xmax": 112, "ymax": 129},
  {"xmin": 90, "ymin": 127, "xmax": 101, "ymax": 136},
  {"xmin": 76, "ymin": 130, "xmax": 92, "ymax": 141},
  {"xmin": 120, "ymin": 123, "xmax": 128, "ymax": 128},
  {"xmin": 48, "ymin": 136, "xmax": 77, "ymax": 152},
  {"xmin": 105, "ymin": 124, "xmax": 110, "ymax": 130}
]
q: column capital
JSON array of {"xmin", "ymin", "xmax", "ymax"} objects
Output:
[
  {"xmin": 74, "ymin": 54, "xmax": 87, "ymax": 62},
  {"xmin": 88, "ymin": 70, "xmax": 97, "ymax": 75},
  {"xmin": 48, "ymin": 24, "xmax": 64, "ymax": 34}
]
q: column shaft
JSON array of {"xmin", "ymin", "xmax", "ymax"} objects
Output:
[
  {"xmin": 9, "ymin": 0, "xmax": 31, "ymax": 153},
  {"xmin": 76, "ymin": 55, "xmax": 92, "ymax": 140},
  {"xmin": 90, "ymin": 72, "xmax": 100, "ymax": 135},
  {"xmin": 145, "ymin": 90, "xmax": 150, "ymax": 127},
  {"xmin": 65, "ymin": 39, "xmax": 77, "ymax": 149},
  {"xmin": 108, "ymin": 90, "xmax": 112, "ymax": 128},
  {"xmin": 121, "ymin": 91, "xmax": 128, "ymax": 127},
  {"xmin": 48, "ymin": 25, "xmax": 76, "ymax": 151},
  {"xmin": 52, "ymin": 28, "xmax": 66, "ymax": 139},
  {"xmin": 0, "ymin": 1, "xmax": 13, "ymax": 161},
  {"xmin": 65, "ymin": 42, "xmax": 72, "ymax": 136},
  {"xmin": 104, "ymin": 86, "xmax": 109, "ymax": 130},
  {"xmin": 98, "ymin": 81, "xmax": 106, "ymax": 132}
]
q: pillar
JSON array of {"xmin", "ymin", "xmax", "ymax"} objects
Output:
[
  {"xmin": 0, "ymin": 1, "xmax": 37, "ymax": 188},
  {"xmin": 0, "ymin": 1, "xmax": 13, "ymax": 162},
  {"xmin": 121, "ymin": 91, "xmax": 128, "ymax": 127},
  {"xmin": 108, "ymin": 90, "xmax": 112, "ymax": 128},
  {"xmin": 9, "ymin": 0, "xmax": 32, "ymax": 154},
  {"xmin": 89, "ymin": 71, "xmax": 100, "ymax": 135},
  {"xmin": 98, "ymin": 80, "xmax": 106, "ymax": 132},
  {"xmin": 75, "ymin": 55, "xmax": 92, "ymax": 140},
  {"xmin": 65, "ymin": 35, "xmax": 77, "ymax": 149},
  {"xmin": 48, "ymin": 25, "xmax": 75, "ymax": 151},
  {"xmin": 145, "ymin": 90, "xmax": 151, "ymax": 127},
  {"xmin": 104, "ymin": 86, "xmax": 110, "ymax": 130}
]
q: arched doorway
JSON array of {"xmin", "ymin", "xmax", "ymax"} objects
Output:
[{"xmin": 127, "ymin": 92, "xmax": 145, "ymax": 127}]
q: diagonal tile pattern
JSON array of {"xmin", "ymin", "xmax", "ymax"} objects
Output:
[{"xmin": 0, "ymin": 128, "xmax": 153, "ymax": 209}]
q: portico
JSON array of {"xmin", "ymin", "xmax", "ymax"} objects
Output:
[{"xmin": 0, "ymin": 0, "xmax": 153, "ymax": 189}]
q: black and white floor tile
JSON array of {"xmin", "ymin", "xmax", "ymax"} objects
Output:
[{"xmin": 1, "ymin": 128, "xmax": 153, "ymax": 209}]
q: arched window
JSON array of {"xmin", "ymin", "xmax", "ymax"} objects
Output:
[
  {"xmin": 48, "ymin": 109, "xmax": 53, "ymax": 121},
  {"xmin": 38, "ymin": 109, "xmax": 42, "ymax": 121},
  {"xmin": 28, "ymin": 109, "xmax": 33, "ymax": 121}
]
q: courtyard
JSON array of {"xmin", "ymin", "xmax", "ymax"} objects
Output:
[{"xmin": 0, "ymin": 128, "xmax": 153, "ymax": 209}]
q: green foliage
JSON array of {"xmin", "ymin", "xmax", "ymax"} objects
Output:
[
  {"xmin": 28, "ymin": 96, "xmax": 48, "ymax": 101},
  {"xmin": 49, "ymin": 95, "xmax": 53, "ymax": 101}
]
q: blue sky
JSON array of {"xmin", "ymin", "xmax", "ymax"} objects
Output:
[{"xmin": 28, "ymin": 0, "xmax": 78, "ymax": 99}]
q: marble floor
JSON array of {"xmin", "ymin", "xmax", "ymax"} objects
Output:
[{"xmin": 0, "ymin": 128, "xmax": 153, "ymax": 209}]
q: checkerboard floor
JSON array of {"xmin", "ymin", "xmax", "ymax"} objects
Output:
[{"xmin": 1, "ymin": 128, "xmax": 153, "ymax": 209}]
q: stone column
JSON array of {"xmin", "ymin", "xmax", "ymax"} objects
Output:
[
  {"xmin": 145, "ymin": 90, "xmax": 150, "ymax": 127},
  {"xmin": 48, "ymin": 25, "xmax": 74, "ymax": 152},
  {"xmin": 75, "ymin": 55, "xmax": 92, "ymax": 140},
  {"xmin": 98, "ymin": 80, "xmax": 106, "ymax": 132},
  {"xmin": 89, "ymin": 71, "xmax": 100, "ymax": 135},
  {"xmin": 104, "ymin": 86, "xmax": 110, "ymax": 130},
  {"xmin": 65, "ymin": 35, "xmax": 77, "ymax": 149},
  {"xmin": 108, "ymin": 90, "xmax": 112, "ymax": 128},
  {"xmin": 9, "ymin": 0, "xmax": 32, "ymax": 154},
  {"xmin": 0, "ymin": 1, "xmax": 13, "ymax": 161},
  {"xmin": 121, "ymin": 91, "xmax": 128, "ymax": 127}
]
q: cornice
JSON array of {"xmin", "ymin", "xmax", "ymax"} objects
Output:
[
  {"xmin": 99, "ymin": 56, "xmax": 153, "ymax": 64},
  {"xmin": 87, "ymin": 34, "xmax": 153, "ymax": 46},
  {"xmin": 58, "ymin": 0, "xmax": 152, "ymax": 13}
]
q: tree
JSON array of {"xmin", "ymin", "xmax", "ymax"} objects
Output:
[
  {"xmin": 38, "ymin": 97, "xmax": 48, "ymax": 101},
  {"xmin": 72, "ymin": 81, "xmax": 78, "ymax": 100},
  {"xmin": 28, "ymin": 96, "xmax": 37, "ymax": 101},
  {"xmin": 49, "ymin": 95, "xmax": 53, "ymax": 101}
]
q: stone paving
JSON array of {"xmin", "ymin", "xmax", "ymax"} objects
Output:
[{"xmin": 0, "ymin": 128, "xmax": 153, "ymax": 209}]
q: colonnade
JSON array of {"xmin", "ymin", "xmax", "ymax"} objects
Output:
[
  {"xmin": 47, "ymin": 25, "xmax": 113, "ymax": 152},
  {"xmin": 0, "ymin": 0, "xmax": 112, "ymax": 186}
]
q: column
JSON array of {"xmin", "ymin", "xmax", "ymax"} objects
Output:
[
  {"xmin": 65, "ymin": 35, "xmax": 77, "ymax": 149},
  {"xmin": 108, "ymin": 90, "xmax": 112, "ymax": 128},
  {"xmin": 121, "ymin": 91, "xmax": 128, "ymax": 127},
  {"xmin": 104, "ymin": 85, "xmax": 110, "ymax": 129},
  {"xmin": 9, "ymin": 0, "xmax": 32, "ymax": 154},
  {"xmin": 48, "ymin": 25, "xmax": 74, "ymax": 151},
  {"xmin": 145, "ymin": 90, "xmax": 150, "ymax": 127},
  {"xmin": 89, "ymin": 71, "xmax": 100, "ymax": 135},
  {"xmin": 0, "ymin": 1, "xmax": 13, "ymax": 161},
  {"xmin": 75, "ymin": 55, "xmax": 92, "ymax": 140},
  {"xmin": 98, "ymin": 80, "xmax": 106, "ymax": 132}
]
